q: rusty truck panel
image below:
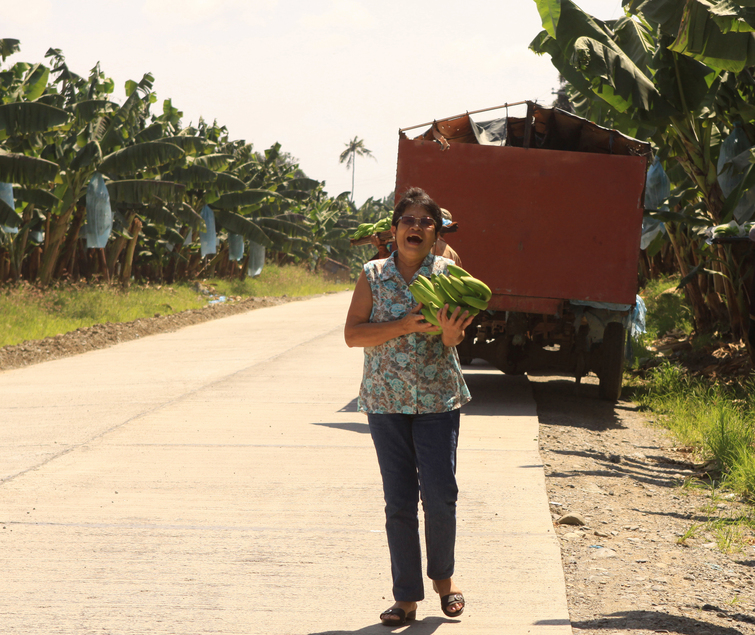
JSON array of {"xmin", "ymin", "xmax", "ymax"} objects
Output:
[{"xmin": 395, "ymin": 137, "xmax": 647, "ymax": 313}]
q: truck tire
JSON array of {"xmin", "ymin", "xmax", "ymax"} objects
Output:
[{"xmin": 598, "ymin": 322, "xmax": 624, "ymax": 402}]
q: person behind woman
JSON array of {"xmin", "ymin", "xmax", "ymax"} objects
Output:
[{"xmin": 344, "ymin": 187, "xmax": 473, "ymax": 626}]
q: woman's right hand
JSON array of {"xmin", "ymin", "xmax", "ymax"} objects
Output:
[{"xmin": 400, "ymin": 303, "xmax": 438, "ymax": 334}]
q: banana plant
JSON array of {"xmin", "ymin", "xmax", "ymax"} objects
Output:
[{"xmin": 530, "ymin": 0, "xmax": 755, "ymax": 338}]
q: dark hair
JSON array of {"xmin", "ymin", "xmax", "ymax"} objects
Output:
[{"xmin": 392, "ymin": 187, "xmax": 442, "ymax": 233}]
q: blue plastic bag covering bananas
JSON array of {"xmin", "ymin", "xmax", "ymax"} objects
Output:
[
  {"xmin": 200, "ymin": 204, "xmax": 217, "ymax": 257},
  {"xmin": 641, "ymin": 159, "xmax": 669, "ymax": 251},
  {"xmin": 228, "ymin": 233, "xmax": 245, "ymax": 262},
  {"xmin": 83, "ymin": 173, "xmax": 113, "ymax": 249},
  {"xmin": 0, "ymin": 182, "xmax": 17, "ymax": 234},
  {"xmin": 247, "ymin": 241, "xmax": 265, "ymax": 277}
]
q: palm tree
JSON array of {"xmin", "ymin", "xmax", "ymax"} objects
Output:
[{"xmin": 339, "ymin": 136, "xmax": 374, "ymax": 203}]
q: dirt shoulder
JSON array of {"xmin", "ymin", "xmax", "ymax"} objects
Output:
[
  {"xmin": 2, "ymin": 301, "xmax": 754, "ymax": 633},
  {"xmin": 0, "ymin": 295, "xmax": 301, "ymax": 372},
  {"xmin": 532, "ymin": 373, "xmax": 755, "ymax": 635}
]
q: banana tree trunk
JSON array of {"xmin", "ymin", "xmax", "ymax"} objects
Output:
[
  {"xmin": 107, "ymin": 211, "xmax": 136, "ymax": 278},
  {"xmin": 667, "ymin": 223, "xmax": 713, "ymax": 333},
  {"xmin": 39, "ymin": 205, "xmax": 76, "ymax": 286},
  {"xmin": 120, "ymin": 217, "xmax": 142, "ymax": 287},
  {"xmin": 97, "ymin": 248, "xmax": 110, "ymax": 284},
  {"xmin": 54, "ymin": 205, "xmax": 86, "ymax": 280}
]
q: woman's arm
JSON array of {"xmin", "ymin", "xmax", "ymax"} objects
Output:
[{"xmin": 344, "ymin": 271, "xmax": 437, "ymax": 348}]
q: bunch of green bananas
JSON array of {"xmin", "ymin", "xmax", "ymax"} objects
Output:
[
  {"xmin": 351, "ymin": 217, "xmax": 392, "ymax": 240},
  {"xmin": 408, "ymin": 264, "xmax": 492, "ymax": 334}
]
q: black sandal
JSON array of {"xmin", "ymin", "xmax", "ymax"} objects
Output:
[
  {"xmin": 379, "ymin": 607, "xmax": 417, "ymax": 626},
  {"xmin": 440, "ymin": 593, "xmax": 465, "ymax": 617}
]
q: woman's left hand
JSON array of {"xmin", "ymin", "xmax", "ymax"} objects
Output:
[{"xmin": 436, "ymin": 304, "xmax": 475, "ymax": 347}]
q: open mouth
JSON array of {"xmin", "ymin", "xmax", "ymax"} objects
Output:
[{"xmin": 407, "ymin": 235, "xmax": 423, "ymax": 245}]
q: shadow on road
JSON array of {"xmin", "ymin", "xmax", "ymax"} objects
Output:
[
  {"xmin": 528, "ymin": 374, "xmax": 625, "ymax": 432},
  {"xmin": 310, "ymin": 615, "xmax": 450, "ymax": 634},
  {"xmin": 461, "ymin": 365, "xmax": 534, "ymax": 417},
  {"xmin": 312, "ymin": 421, "xmax": 370, "ymax": 434},
  {"xmin": 571, "ymin": 609, "xmax": 752, "ymax": 633}
]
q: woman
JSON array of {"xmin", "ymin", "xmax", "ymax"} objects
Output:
[{"xmin": 344, "ymin": 187, "xmax": 473, "ymax": 626}]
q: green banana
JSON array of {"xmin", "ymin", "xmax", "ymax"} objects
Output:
[
  {"xmin": 414, "ymin": 275, "xmax": 436, "ymax": 294},
  {"xmin": 447, "ymin": 275, "xmax": 469, "ymax": 297},
  {"xmin": 447, "ymin": 264, "xmax": 471, "ymax": 279},
  {"xmin": 421, "ymin": 306, "xmax": 441, "ymax": 326},
  {"xmin": 373, "ymin": 217, "xmax": 391, "ymax": 233},
  {"xmin": 351, "ymin": 222, "xmax": 375, "ymax": 239},
  {"xmin": 409, "ymin": 281, "xmax": 442, "ymax": 309},
  {"xmin": 438, "ymin": 274, "xmax": 463, "ymax": 303},
  {"xmin": 461, "ymin": 295, "xmax": 488, "ymax": 310},
  {"xmin": 434, "ymin": 283, "xmax": 455, "ymax": 306},
  {"xmin": 409, "ymin": 284, "xmax": 435, "ymax": 307},
  {"xmin": 460, "ymin": 275, "xmax": 492, "ymax": 301}
]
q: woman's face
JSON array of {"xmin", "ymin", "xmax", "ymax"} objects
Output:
[{"xmin": 391, "ymin": 204, "xmax": 438, "ymax": 259}]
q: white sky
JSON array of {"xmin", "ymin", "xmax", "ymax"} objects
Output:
[{"xmin": 5, "ymin": 0, "xmax": 624, "ymax": 206}]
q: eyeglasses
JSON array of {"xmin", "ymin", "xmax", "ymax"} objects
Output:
[{"xmin": 397, "ymin": 215, "xmax": 436, "ymax": 230}]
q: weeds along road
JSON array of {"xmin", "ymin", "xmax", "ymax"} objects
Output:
[{"xmin": 0, "ymin": 291, "xmax": 570, "ymax": 635}]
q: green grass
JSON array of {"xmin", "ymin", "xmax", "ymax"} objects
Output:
[
  {"xmin": 0, "ymin": 264, "xmax": 352, "ymax": 348},
  {"xmin": 632, "ymin": 363, "xmax": 755, "ymax": 500},
  {"xmin": 207, "ymin": 263, "xmax": 351, "ymax": 298},
  {"xmin": 625, "ymin": 273, "xmax": 755, "ymax": 540},
  {"xmin": 629, "ymin": 276, "xmax": 695, "ymax": 365},
  {"xmin": 641, "ymin": 276, "xmax": 694, "ymax": 341}
]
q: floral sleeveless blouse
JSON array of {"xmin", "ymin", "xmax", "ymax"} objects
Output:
[{"xmin": 357, "ymin": 252, "xmax": 471, "ymax": 414}]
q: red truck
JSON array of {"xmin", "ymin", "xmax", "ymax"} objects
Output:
[{"xmin": 395, "ymin": 102, "xmax": 650, "ymax": 401}]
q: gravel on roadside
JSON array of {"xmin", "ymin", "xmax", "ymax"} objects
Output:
[{"xmin": 532, "ymin": 373, "xmax": 755, "ymax": 635}]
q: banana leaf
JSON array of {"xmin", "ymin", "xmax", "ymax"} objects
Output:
[
  {"xmin": 13, "ymin": 186, "xmax": 60, "ymax": 208},
  {"xmin": 163, "ymin": 226, "xmax": 185, "ymax": 246},
  {"xmin": 669, "ymin": 0, "xmax": 755, "ymax": 71},
  {"xmin": 710, "ymin": 1, "xmax": 755, "ymax": 33},
  {"xmin": 160, "ymin": 135, "xmax": 208, "ymax": 155},
  {"xmin": 536, "ymin": 0, "xmax": 561, "ymax": 38},
  {"xmin": 278, "ymin": 189, "xmax": 313, "ymax": 201},
  {"xmin": 141, "ymin": 204, "xmax": 178, "ymax": 226},
  {"xmin": 71, "ymin": 100, "xmax": 118, "ymax": 121},
  {"xmin": 69, "ymin": 140, "xmax": 102, "ymax": 172},
  {"xmin": 571, "ymin": 36, "xmax": 668, "ymax": 113},
  {"xmin": 0, "ymin": 102, "xmax": 69, "ymax": 135},
  {"xmin": 626, "ymin": 0, "xmax": 685, "ymax": 36},
  {"xmin": 286, "ymin": 177, "xmax": 321, "ymax": 191},
  {"xmin": 0, "ymin": 151, "xmax": 59, "ymax": 184},
  {"xmin": 0, "ymin": 196, "xmax": 20, "ymax": 228},
  {"xmin": 168, "ymin": 164, "xmax": 217, "ymax": 187},
  {"xmin": 255, "ymin": 214, "xmax": 311, "ymax": 237},
  {"xmin": 20, "ymin": 63, "xmax": 50, "ymax": 102},
  {"xmin": 98, "ymin": 74, "xmax": 153, "ymax": 154},
  {"xmin": 107, "ymin": 179, "xmax": 185, "ymax": 205},
  {"xmin": 214, "ymin": 209, "xmax": 272, "ymax": 247},
  {"xmin": 213, "ymin": 189, "xmax": 282, "ymax": 209},
  {"xmin": 100, "ymin": 141, "xmax": 185, "ymax": 176},
  {"xmin": 644, "ymin": 208, "xmax": 711, "ymax": 226},
  {"xmin": 0, "ymin": 39, "xmax": 20, "ymax": 62},
  {"xmin": 174, "ymin": 203, "xmax": 203, "ymax": 228},
  {"xmin": 215, "ymin": 172, "xmax": 247, "ymax": 192},
  {"xmin": 192, "ymin": 153, "xmax": 234, "ymax": 171},
  {"xmin": 134, "ymin": 122, "xmax": 165, "ymax": 143}
]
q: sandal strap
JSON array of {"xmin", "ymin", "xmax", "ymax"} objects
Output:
[
  {"xmin": 380, "ymin": 608, "xmax": 407, "ymax": 618},
  {"xmin": 441, "ymin": 593, "xmax": 464, "ymax": 606}
]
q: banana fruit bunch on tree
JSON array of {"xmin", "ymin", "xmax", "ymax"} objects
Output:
[
  {"xmin": 408, "ymin": 264, "xmax": 492, "ymax": 335},
  {"xmin": 351, "ymin": 216, "xmax": 392, "ymax": 240}
]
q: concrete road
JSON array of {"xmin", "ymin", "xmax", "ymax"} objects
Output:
[{"xmin": 0, "ymin": 292, "xmax": 571, "ymax": 635}]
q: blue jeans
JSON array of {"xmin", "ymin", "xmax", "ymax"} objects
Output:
[{"xmin": 367, "ymin": 410, "xmax": 460, "ymax": 602}]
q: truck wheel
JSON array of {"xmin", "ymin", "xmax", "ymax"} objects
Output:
[{"xmin": 598, "ymin": 322, "xmax": 625, "ymax": 402}]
